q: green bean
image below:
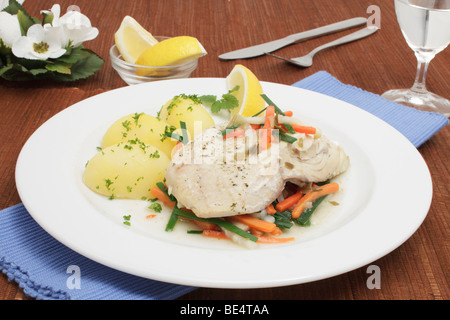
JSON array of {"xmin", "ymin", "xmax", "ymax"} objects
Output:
[{"xmin": 172, "ymin": 208, "xmax": 258, "ymax": 242}]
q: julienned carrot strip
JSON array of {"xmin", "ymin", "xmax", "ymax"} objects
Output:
[
  {"xmin": 291, "ymin": 182, "xmax": 340, "ymax": 219},
  {"xmin": 150, "ymin": 186, "xmax": 175, "ymax": 208},
  {"xmin": 284, "ymin": 111, "xmax": 293, "ymax": 117},
  {"xmin": 256, "ymin": 236, "xmax": 295, "ymax": 243},
  {"xmin": 223, "ymin": 128, "xmax": 245, "ymax": 139},
  {"xmin": 250, "ymin": 124, "xmax": 261, "ymax": 130},
  {"xmin": 230, "ymin": 215, "xmax": 277, "ymax": 233},
  {"xmin": 271, "ymin": 227, "xmax": 282, "ymax": 236},
  {"xmin": 146, "ymin": 214, "xmax": 156, "ymax": 219},
  {"xmin": 266, "ymin": 204, "xmax": 276, "ymax": 215},
  {"xmin": 202, "ymin": 229, "xmax": 229, "ymax": 240},
  {"xmin": 275, "ymin": 191, "xmax": 303, "ymax": 212},
  {"xmin": 250, "ymin": 228, "xmax": 264, "ymax": 237},
  {"xmin": 291, "ymin": 124, "xmax": 316, "ymax": 135},
  {"xmin": 259, "ymin": 128, "xmax": 271, "ymax": 150},
  {"xmin": 186, "ymin": 218, "xmax": 221, "ymax": 231},
  {"xmin": 263, "ymin": 105, "xmax": 275, "ymax": 129},
  {"xmin": 259, "ymin": 105, "xmax": 275, "ymax": 150}
]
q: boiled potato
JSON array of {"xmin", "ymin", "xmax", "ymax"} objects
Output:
[
  {"xmin": 83, "ymin": 142, "xmax": 170, "ymax": 200},
  {"xmin": 158, "ymin": 95, "xmax": 214, "ymax": 138},
  {"xmin": 101, "ymin": 113, "xmax": 176, "ymax": 158}
]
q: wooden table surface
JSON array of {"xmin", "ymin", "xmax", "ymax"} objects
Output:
[{"xmin": 1, "ymin": 0, "xmax": 448, "ymax": 300}]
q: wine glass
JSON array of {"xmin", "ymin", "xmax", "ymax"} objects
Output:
[{"xmin": 382, "ymin": 0, "xmax": 450, "ymax": 117}]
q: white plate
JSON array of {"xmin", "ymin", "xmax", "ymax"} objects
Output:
[{"xmin": 15, "ymin": 78, "xmax": 432, "ymax": 289}]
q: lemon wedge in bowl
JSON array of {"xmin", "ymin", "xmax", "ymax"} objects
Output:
[
  {"xmin": 226, "ymin": 64, "xmax": 265, "ymax": 117},
  {"xmin": 135, "ymin": 36, "xmax": 207, "ymax": 67},
  {"xmin": 114, "ymin": 16, "xmax": 159, "ymax": 63}
]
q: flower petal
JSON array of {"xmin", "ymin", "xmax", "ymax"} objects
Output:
[
  {"xmin": 46, "ymin": 47, "xmax": 66, "ymax": 59},
  {"xmin": 11, "ymin": 36, "xmax": 35, "ymax": 59},
  {"xmin": 0, "ymin": 12, "xmax": 22, "ymax": 47},
  {"xmin": 26, "ymin": 24, "xmax": 46, "ymax": 42}
]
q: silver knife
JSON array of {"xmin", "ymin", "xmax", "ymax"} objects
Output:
[{"xmin": 219, "ymin": 17, "xmax": 368, "ymax": 60}]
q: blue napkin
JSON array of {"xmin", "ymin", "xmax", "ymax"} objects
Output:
[
  {"xmin": 0, "ymin": 203, "xmax": 196, "ymax": 300},
  {"xmin": 1, "ymin": 71, "xmax": 448, "ymax": 300}
]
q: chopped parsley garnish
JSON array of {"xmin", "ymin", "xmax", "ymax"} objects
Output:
[
  {"xmin": 149, "ymin": 150, "xmax": 160, "ymax": 158},
  {"xmin": 122, "ymin": 120, "xmax": 132, "ymax": 131},
  {"xmin": 104, "ymin": 179, "xmax": 113, "ymax": 190},
  {"xmin": 123, "ymin": 214, "xmax": 131, "ymax": 226},
  {"xmin": 132, "ymin": 112, "xmax": 143, "ymax": 125},
  {"xmin": 148, "ymin": 202, "xmax": 162, "ymax": 213},
  {"xmin": 161, "ymin": 125, "xmax": 177, "ymax": 142}
]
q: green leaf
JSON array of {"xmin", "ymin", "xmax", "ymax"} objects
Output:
[
  {"xmin": 201, "ymin": 87, "xmax": 240, "ymax": 114},
  {"xmin": 15, "ymin": 57, "xmax": 46, "ymax": 70},
  {"xmin": 0, "ymin": 39, "xmax": 12, "ymax": 56},
  {"xmin": 51, "ymin": 48, "xmax": 104, "ymax": 81},
  {"xmin": 46, "ymin": 61, "xmax": 72, "ymax": 74},
  {"xmin": 57, "ymin": 54, "xmax": 79, "ymax": 64},
  {"xmin": 210, "ymin": 93, "xmax": 238, "ymax": 113},
  {"xmin": 0, "ymin": 62, "xmax": 37, "ymax": 81},
  {"xmin": 29, "ymin": 68, "xmax": 48, "ymax": 76},
  {"xmin": 0, "ymin": 64, "xmax": 14, "ymax": 76},
  {"xmin": 199, "ymin": 95, "xmax": 217, "ymax": 106},
  {"xmin": 17, "ymin": 10, "xmax": 36, "ymax": 35},
  {"xmin": 41, "ymin": 12, "xmax": 54, "ymax": 26},
  {"xmin": 2, "ymin": 0, "xmax": 25, "ymax": 14}
]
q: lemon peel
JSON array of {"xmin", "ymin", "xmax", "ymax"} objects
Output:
[
  {"xmin": 226, "ymin": 64, "xmax": 265, "ymax": 117},
  {"xmin": 114, "ymin": 16, "xmax": 158, "ymax": 64},
  {"xmin": 135, "ymin": 36, "xmax": 207, "ymax": 67}
]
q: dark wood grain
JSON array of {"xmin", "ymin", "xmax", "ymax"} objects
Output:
[{"xmin": 0, "ymin": 0, "xmax": 448, "ymax": 300}]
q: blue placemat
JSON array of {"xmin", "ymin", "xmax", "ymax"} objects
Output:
[
  {"xmin": 293, "ymin": 71, "xmax": 448, "ymax": 147},
  {"xmin": 1, "ymin": 71, "xmax": 448, "ymax": 300}
]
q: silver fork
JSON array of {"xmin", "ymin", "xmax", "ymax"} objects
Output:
[{"xmin": 265, "ymin": 27, "xmax": 378, "ymax": 67}]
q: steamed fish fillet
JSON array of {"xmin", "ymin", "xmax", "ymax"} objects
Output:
[
  {"xmin": 165, "ymin": 123, "xmax": 349, "ymax": 218},
  {"xmin": 165, "ymin": 125, "xmax": 284, "ymax": 218},
  {"xmin": 280, "ymin": 132, "xmax": 349, "ymax": 185}
]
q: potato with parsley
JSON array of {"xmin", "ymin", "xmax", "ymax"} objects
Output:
[
  {"xmin": 158, "ymin": 94, "xmax": 214, "ymax": 138},
  {"xmin": 101, "ymin": 113, "xmax": 176, "ymax": 158},
  {"xmin": 83, "ymin": 141, "xmax": 170, "ymax": 200}
]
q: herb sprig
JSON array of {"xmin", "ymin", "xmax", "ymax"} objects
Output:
[{"xmin": 200, "ymin": 86, "xmax": 240, "ymax": 113}]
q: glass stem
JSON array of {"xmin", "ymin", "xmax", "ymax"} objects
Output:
[{"xmin": 410, "ymin": 53, "xmax": 433, "ymax": 94}]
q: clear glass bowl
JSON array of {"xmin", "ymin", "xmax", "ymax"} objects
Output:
[{"xmin": 110, "ymin": 37, "xmax": 199, "ymax": 85}]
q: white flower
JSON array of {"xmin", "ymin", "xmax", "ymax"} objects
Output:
[
  {"xmin": 0, "ymin": 0, "xmax": 25, "ymax": 11},
  {"xmin": 12, "ymin": 24, "xmax": 66, "ymax": 60},
  {"xmin": 0, "ymin": 11, "xmax": 21, "ymax": 47},
  {"xmin": 59, "ymin": 9, "xmax": 99, "ymax": 47},
  {"xmin": 42, "ymin": 4, "xmax": 98, "ymax": 47}
]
